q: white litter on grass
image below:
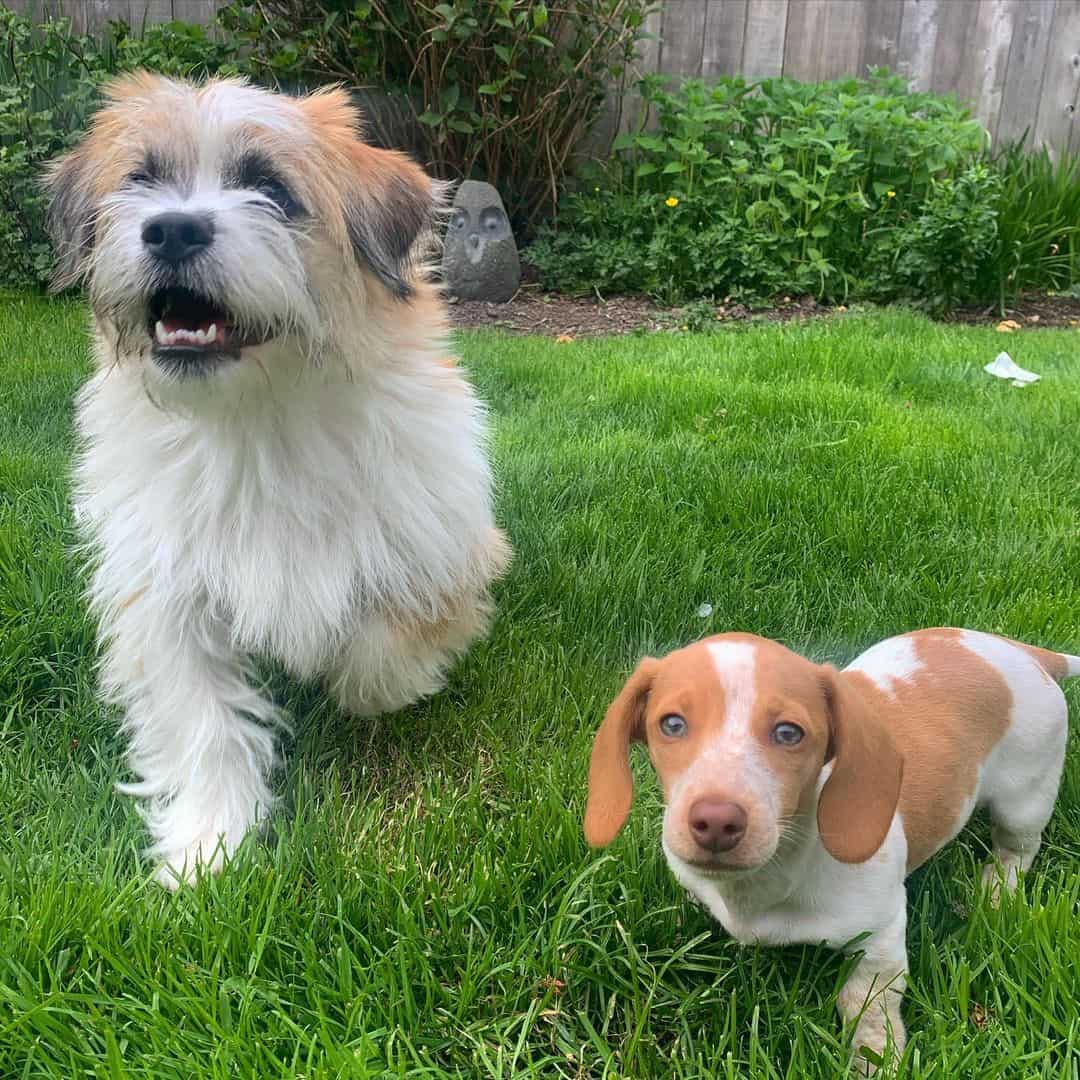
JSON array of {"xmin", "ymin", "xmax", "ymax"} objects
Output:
[
  {"xmin": 984, "ymin": 351, "xmax": 1040, "ymax": 387},
  {"xmin": 696, "ymin": 603, "xmax": 713, "ymax": 618}
]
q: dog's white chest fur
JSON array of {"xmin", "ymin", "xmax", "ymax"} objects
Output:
[{"xmin": 75, "ymin": 343, "xmax": 495, "ymax": 678}]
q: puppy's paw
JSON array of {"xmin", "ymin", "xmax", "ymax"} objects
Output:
[
  {"xmin": 850, "ymin": 1035, "xmax": 888, "ymax": 1076},
  {"xmin": 981, "ymin": 858, "xmax": 1021, "ymax": 907},
  {"xmin": 850, "ymin": 1016, "xmax": 905, "ymax": 1077}
]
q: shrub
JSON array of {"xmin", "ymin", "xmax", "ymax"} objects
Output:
[
  {"xmin": 865, "ymin": 163, "xmax": 1001, "ymax": 315},
  {"xmin": 0, "ymin": 11, "xmax": 110, "ymax": 289},
  {"xmin": 530, "ymin": 72, "xmax": 996, "ymax": 307},
  {"xmin": 216, "ymin": 0, "xmax": 649, "ymax": 232}
]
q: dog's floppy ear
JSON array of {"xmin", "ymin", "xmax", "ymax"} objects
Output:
[
  {"xmin": 343, "ymin": 163, "xmax": 436, "ymax": 300},
  {"xmin": 44, "ymin": 146, "xmax": 98, "ymax": 291},
  {"xmin": 299, "ymin": 86, "xmax": 437, "ymax": 299},
  {"xmin": 584, "ymin": 658, "xmax": 659, "ymax": 848},
  {"xmin": 817, "ymin": 666, "xmax": 903, "ymax": 863}
]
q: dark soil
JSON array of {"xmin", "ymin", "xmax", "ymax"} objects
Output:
[
  {"xmin": 946, "ymin": 292, "xmax": 1080, "ymax": 329},
  {"xmin": 447, "ymin": 287, "xmax": 824, "ymax": 338},
  {"xmin": 447, "ymin": 286, "xmax": 1080, "ymax": 339}
]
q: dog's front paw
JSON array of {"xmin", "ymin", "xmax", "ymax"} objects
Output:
[{"xmin": 153, "ymin": 834, "xmax": 232, "ymax": 890}]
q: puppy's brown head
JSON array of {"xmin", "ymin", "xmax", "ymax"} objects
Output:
[
  {"xmin": 584, "ymin": 635, "xmax": 903, "ymax": 873},
  {"xmin": 46, "ymin": 72, "xmax": 440, "ymax": 386}
]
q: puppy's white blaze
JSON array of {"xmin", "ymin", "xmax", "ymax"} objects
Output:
[
  {"xmin": 844, "ymin": 635, "xmax": 922, "ymax": 696},
  {"xmin": 668, "ymin": 641, "xmax": 779, "ymax": 818}
]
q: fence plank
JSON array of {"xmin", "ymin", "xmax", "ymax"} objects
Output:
[
  {"xmin": 740, "ymin": 0, "xmax": 789, "ymax": 79},
  {"xmin": 862, "ymin": 0, "xmax": 904, "ymax": 72},
  {"xmin": 783, "ymin": 0, "xmax": 865, "ymax": 82},
  {"xmin": 612, "ymin": 3, "xmax": 664, "ymax": 140},
  {"xmin": 129, "ymin": 1, "xmax": 176, "ymax": 28},
  {"xmin": 972, "ymin": 0, "xmax": 1020, "ymax": 139},
  {"xmin": 659, "ymin": 0, "xmax": 709, "ymax": 78},
  {"xmin": 896, "ymin": 0, "xmax": 941, "ymax": 91},
  {"xmin": 1034, "ymin": 0, "xmax": 1080, "ymax": 152},
  {"xmin": 702, "ymin": 0, "xmax": 748, "ymax": 78},
  {"xmin": 997, "ymin": 0, "xmax": 1056, "ymax": 147},
  {"xmin": 174, "ymin": 0, "xmax": 217, "ymax": 26},
  {"xmin": 927, "ymin": 0, "xmax": 981, "ymax": 103}
]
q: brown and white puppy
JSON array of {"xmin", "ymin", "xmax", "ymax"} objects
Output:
[
  {"xmin": 47, "ymin": 73, "xmax": 510, "ymax": 887},
  {"xmin": 585, "ymin": 630, "xmax": 1076, "ymax": 1072}
]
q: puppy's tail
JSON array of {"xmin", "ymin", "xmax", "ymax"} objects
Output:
[{"xmin": 1016, "ymin": 641, "xmax": 1080, "ymax": 681}]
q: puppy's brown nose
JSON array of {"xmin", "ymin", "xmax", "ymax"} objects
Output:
[{"xmin": 688, "ymin": 798, "xmax": 747, "ymax": 853}]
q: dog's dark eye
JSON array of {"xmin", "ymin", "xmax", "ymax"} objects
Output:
[
  {"xmin": 253, "ymin": 176, "xmax": 298, "ymax": 215},
  {"xmin": 125, "ymin": 151, "xmax": 167, "ymax": 188},
  {"xmin": 659, "ymin": 714, "xmax": 688, "ymax": 738},
  {"xmin": 231, "ymin": 153, "xmax": 302, "ymax": 217},
  {"xmin": 772, "ymin": 722, "xmax": 805, "ymax": 746}
]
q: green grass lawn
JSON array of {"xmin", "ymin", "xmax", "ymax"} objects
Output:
[{"xmin": 1, "ymin": 293, "xmax": 1078, "ymax": 1078}]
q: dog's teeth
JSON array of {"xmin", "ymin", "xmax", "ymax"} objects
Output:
[
  {"xmin": 155, "ymin": 320, "xmax": 168, "ymax": 345},
  {"xmin": 193, "ymin": 328, "xmax": 207, "ymax": 346},
  {"xmin": 206, "ymin": 324, "xmax": 217, "ymax": 344}
]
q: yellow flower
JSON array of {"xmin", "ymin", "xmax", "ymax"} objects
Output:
[
  {"xmin": 665, "ymin": 196, "xmax": 679, "ymax": 207},
  {"xmin": 886, "ymin": 190, "xmax": 896, "ymax": 198}
]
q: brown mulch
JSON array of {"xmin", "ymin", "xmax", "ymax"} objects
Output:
[
  {"xmin": 946, "ymin": 292, "xmax": 1080, "ymax": 329},
  {"xmin": 447, "ymin": 286, "xmax": 1080, "ymax": 339},
  {"xmin": 447, "ymin": 286, "xmax": 825, "ymax": 338}
]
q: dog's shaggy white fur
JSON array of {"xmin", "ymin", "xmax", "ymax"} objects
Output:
[{"xmin": 47, "ymin": 73, "xmax": 509, "ymax": 886}]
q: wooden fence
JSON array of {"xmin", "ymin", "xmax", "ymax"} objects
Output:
[
  {"xmin": 640, "ymin": 0, "xmax": 1080, "ymax": 153},
  {"xmin": 10, "ymin": 0, "xmax": 1080, "ymax": 153}
]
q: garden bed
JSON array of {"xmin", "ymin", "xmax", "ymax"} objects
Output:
[{"xmin": 449, "ymin": 288, "xmax": 1080, "ymax": 338}]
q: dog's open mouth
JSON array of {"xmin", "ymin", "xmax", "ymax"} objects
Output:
[{"xmin": 147, "ymin": 287, "xmax": 274, "ymax": 370}]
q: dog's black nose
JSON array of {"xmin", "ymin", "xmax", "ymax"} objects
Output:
[
  {"xmin": 141, "ymin": 212, "xmax": 214, "ymax": 264},
  {"xmin": 688, "ymin": 798, "xmax": 747, "ymax": 853}
]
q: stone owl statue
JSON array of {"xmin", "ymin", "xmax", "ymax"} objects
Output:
[{"xmin": 441, "ymin": 180, "xmax": 520, "ymax": 302}]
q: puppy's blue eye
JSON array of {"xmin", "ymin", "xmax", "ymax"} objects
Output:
[
  {"xmin": 659, "ymin": 714, "xmax": 687, "ymax": 738},
  {"xmin": 772, "ymin": 722, "xmax": 804, "ymax": 746}
]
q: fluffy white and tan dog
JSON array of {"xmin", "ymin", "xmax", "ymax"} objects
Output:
[{"xmin": 47, "ymin": 72, "xmax": 510, "ymax": 887}]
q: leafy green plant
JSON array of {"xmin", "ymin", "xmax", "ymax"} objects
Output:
[
  {"xmin": 866, "ymin": 164, "xmax": 1001, "ymax": 315},
  {"xmin": 0, "ymin": 10, "xmax": 111, "ymax": 289},
  {"xmin": 531, "ymin": 71, "xmax": 994, "ymax": 307},
  {"xmin": 218, "ymin": 0, "xmax": 650, "ymax": 231},
  {"xmin": 106, "ymin": 19, "xmax": 243, "ymax": 79}
]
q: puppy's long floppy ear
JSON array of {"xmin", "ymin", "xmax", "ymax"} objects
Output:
[
  {"xmin": 584, "ymin": 658, "xmax": 659, "ymax": 848},
  {"xmin": 44, "ymin": 146, "xmax": 98, "ymax": 291},
  {"xmin": 299, "ymin": 87, "xmax": 437, "ymax": 300},
  {"xmin": 817, "ymin": 666, "xmax": 903, "ymax": 863}
]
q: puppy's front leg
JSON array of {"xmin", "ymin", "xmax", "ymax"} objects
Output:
[
  {"xmin": 100, "ymin": 590, "xmax": 281, "ymax": 887},
  {"xmin": 837, "ymin": 906, "xmax": 909, "ymax": 1075}
]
